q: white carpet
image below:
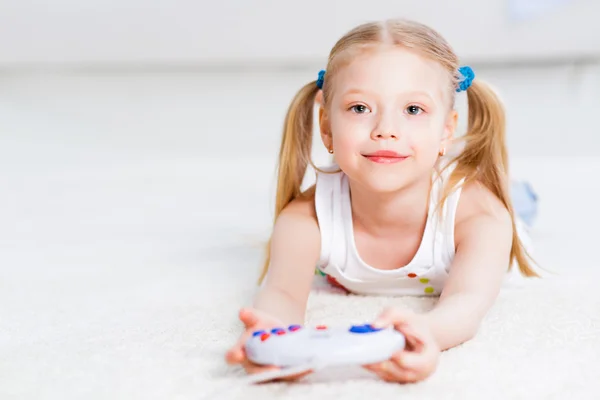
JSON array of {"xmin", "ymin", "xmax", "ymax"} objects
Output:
[{"xmin": 2, "ymin": 156, "xmax": 600, "ymax": 400}]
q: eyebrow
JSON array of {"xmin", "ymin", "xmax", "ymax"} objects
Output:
[{"xmin": 341, "ymin": 88, "xmax": 436, "ymax": 102}]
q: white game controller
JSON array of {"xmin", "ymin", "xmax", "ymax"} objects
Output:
[{"xmin": 243, "ymin": 323, "xmax": 405, "ymax": 383}]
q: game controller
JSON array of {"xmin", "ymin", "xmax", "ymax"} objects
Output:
[{"xmin": 243, "ymin": 323, "xmax": 405, "ymax": 382}]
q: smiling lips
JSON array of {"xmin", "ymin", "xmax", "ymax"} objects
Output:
[{"xmin": 363, "ymin": 150, "xmax": 408, "ymax": 164}]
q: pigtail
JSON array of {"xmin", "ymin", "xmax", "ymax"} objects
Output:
[
  {"xmin": 442, "ymin": 79, "xmax": 539, "ymax": 277},
  {"xmin": 257, "ymin": 81, "xmax": 320, "ymax": 284}
]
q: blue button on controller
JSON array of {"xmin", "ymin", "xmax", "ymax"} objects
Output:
[
  {"xmin": 349, "ymin": 325, "xmax": 369, "ymax": 333},
  {"xmin": 349, "ymin": 324, "xmax": 382, "ymax": 333}
]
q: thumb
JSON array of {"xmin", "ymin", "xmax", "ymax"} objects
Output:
[
  {"xmin": 239, "ymin": 307, "xmax": 260, "ymax": 328},
  {"xmin": 371, "ymin": 307, "xmax": 414, "ymax": 330},
  {"xmin": 227, "ymin": 309, "xmax": 259, "ymax": 365}
]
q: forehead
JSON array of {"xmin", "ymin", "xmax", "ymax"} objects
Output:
[{"xmin": 332, "ymin": 46, "xmax": 450, "ymax": 102}]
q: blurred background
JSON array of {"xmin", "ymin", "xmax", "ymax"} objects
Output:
[
  {"xmin": 2, "ymin": 0, "xmax": 599, "ymax": 281},
  {"xmin": 1, "ymin": 1, "xmax": 599, "ymax": 397}
]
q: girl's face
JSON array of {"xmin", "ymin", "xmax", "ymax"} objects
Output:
[{"xmin": 320, "ymin": 46, "xmax": 458, "ymax": 193}]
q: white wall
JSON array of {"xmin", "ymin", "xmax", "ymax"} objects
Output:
[
  {"xmin": 0, "ymin": 0, "xmax": 597, "ymax": 68},
  {"xmin": 1, "ymin": 62, "xmax": 599, "ymax": 178},
  {"xmin": 1, "ymin": 1, "xmax": 598, "ymax": 176}
]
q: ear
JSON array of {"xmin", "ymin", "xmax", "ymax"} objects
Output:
[
  {"xmin": 441, "ymin": 109, "xmax": 458, "ymax": 148},
  {"xmin": 315, "ymin": 90, "xmax": 323, "ymax": 107},
  {"xmin": 319, "ymin": 105, "xmax": 333, "ymax": 151}
]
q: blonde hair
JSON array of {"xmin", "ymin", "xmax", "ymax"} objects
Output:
[{"xmin": 258, "ymin": 18, "xmax": 539, "ymax": 284}]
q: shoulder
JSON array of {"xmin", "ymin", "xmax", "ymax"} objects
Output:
[
  {"xmin": 278, "ymin": 185, "xmax": 317, "ymax": 220},
  {"xmin": 272, "ymin": 186, "xmax": 320, "ymax": 246},
  {"xmin": 454, "ymin": 180, "xmax": 513, "ymax": 247}
]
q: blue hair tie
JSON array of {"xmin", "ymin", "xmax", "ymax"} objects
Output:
[
  {"xmin": 316, "ymin": 70, "xmax": 326, "ymax": 89},
  {"xmin": 456, "ymin": 66, "xmax": 475, "ymax": 92}
]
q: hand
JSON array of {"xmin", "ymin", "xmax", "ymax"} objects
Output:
[
  {"xmin": 363, "ymin": 307, "xmax": 440, "ymax": 384},
  {"xmin": 225, "ymin": 307, "xmax": 312, "ymax": 382}
]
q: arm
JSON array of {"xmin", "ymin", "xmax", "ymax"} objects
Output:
[
  {"xmin": 253, "ymin": 194, "xmax": 321, "ymax": 325},
  {"xmin": 422, "ymin": 184, "xmax": 513, "ymax": 351},
  {"xmin": 225, "ymin": 194, "xmax": 321, "ymax": 376},
  {"xmin": 364, "ymin": 184, "xmax": 514, "ymax": 383}
]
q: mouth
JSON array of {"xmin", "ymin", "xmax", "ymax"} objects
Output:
[{"xmin": 362, "ymin": 150, "xmax": 408, "ymax": 164}]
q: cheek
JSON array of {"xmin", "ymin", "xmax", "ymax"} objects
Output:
[
  {"xmin": 403, "ymin": 116, "xmax": 445, "ymax": 151},
  {"xmin": 330, "ymin": 114, "xmax": 369, "ymax": 152},
  {"xmin": 332, "ymin": 135, "xmax": 362, "ymax": 167}
]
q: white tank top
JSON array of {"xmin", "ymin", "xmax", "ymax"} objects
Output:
[
  {"xmin": 312, "ymin": 163, "xmax": 535, "ymax": 295},
  {"xmin": 313, "ymin": 163, "xmax": 464, "ymax": 296}
]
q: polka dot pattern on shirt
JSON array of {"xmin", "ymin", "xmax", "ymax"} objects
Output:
[{"xmin": 408, "ymin": 272, "xmax": 436, "ymax": 294}]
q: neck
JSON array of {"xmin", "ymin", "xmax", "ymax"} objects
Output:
[{"xmin": 349, "ymin": 175, "xmax": 433, "ymax": 237}]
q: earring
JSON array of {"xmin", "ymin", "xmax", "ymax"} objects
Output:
[
  {"xmin": 328, "ymin": 148, "xmax": 334, "ymax": 154},
  {"xmin": 439, "ymin": 147, "xmax": 446, "ymax": 156}
]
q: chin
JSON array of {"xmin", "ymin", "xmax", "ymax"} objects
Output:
[{"xmin": 351, "ymin": 171, "xmax": 415, "ymax": 194}]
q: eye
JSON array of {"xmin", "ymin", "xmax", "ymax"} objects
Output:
[
  {"xmin": 349, "ymin": 104, "xmax": 370, "ymax": 114},
  {"xmin": 406, "ymin": 105, "xmax": 424, "ymax": 115}
]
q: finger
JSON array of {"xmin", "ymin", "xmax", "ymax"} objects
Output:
[
  {"xmin": 384, "ymin": 360, "xmax": 418, "ymax": 384},
  {"xmin": 371, "ymin": 307, "xmax": 416, "ymax": 330},
  {"xmin": 363, "ymin": 362, "xmax": 394, "ymax": 382},
  {"xmin": 226, "ymin": 331, "xmax": 254, "ymax": 365},
  {"xmin": 370, "ymin": 307, "xmax": 400, "ymax": 328},
  {"xmin": 363, "ymin": 361, "xmax": 391, "ymax": 378},
  {"xmin": 239, "ymin": 308, "xmax": 260, "ymax": 328},
  {"xmin": 245, "ymin": 367, "xmax": 313, "ymax": 384},
  {"xmin": 365, "ymin": 360, "xmax": 418, "ymax": 383},
  {"xmin": 363, "ymin": 361, "xmax": 384, "ymax": 373},
  {"xmin": 382, "ymin": 314, "xmax": 429, "ymax": 352},
  {"xmin": 274, "ymin": 370, "xmax": 313, "ymax": 382},
  {"xmin": 371, "ymin": 309, "xmax": 425, "ymax": 352},
  {"xmin": 225, "ymin": 346, "xmax": 245, "ymax": 365},
  {"xmin": 389, "ymin": 367, "xmax": 418, "ymax": 384},
  {"xmin": 363, "ymin": 361, "xmax": 399, "ymax": 376},
  {"xmin": 401, "ymin": 328, "xmax": 425, "ymax": 352},
  {"xmin": 242, "ymin": 360, "xmax": 312, "ymax": 382},
  {"xmin": 391, "ymin": 351, "xmax": 427, "ymax": 371},
  {"xmin": 242, "ymin": 359, "xmax": 279, "ymax": 375}
]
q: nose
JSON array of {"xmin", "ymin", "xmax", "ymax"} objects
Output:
[
  {"xmin": 371, "ymin": 110, "xmax": 400, "ymax": 140},
  {"xmin": 372, "ymin": 130, "xmax": 398, "ymax": 140}
]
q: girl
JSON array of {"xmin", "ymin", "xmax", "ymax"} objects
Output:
[{"xmin": 226, "ymin": 18, "xmax": 540, "ymax": 383}]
